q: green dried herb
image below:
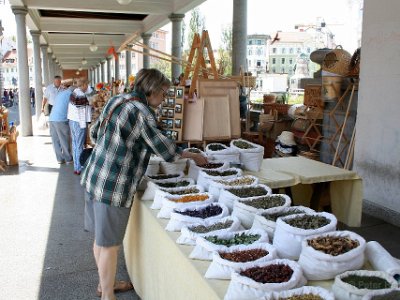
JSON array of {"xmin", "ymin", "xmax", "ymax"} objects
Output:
[
  {"xmin": 163, "ymin": 187, "xmax": 200, "ymax": 195},
  {"xmin": 233, "ymin": 140, "xmax": 256, "ymax": 149},
  {"xmin": 148, "ymin": 174, "xmax": 179, "ymax": 180},
  {"xmin": 240, "ymin": 195, "xmax": 286, "ymax": 209},
  {"xmin": 204, "ymin": 169, "xmax": 238, "ymax": 176},
  {"xmin": 341, "ymin": 275, "xmax": 391, "ymax": 290},
  {"xmin": 208, "ymin": 144, "xmax": 227, "ymax": 151},
  {"xmin": 205, "ymin": 233, "xmax": 260, "ymax": 246},
  {"xmin": 228, "ymin": 186, "xmax": 269, "ymax": 198},
  {"xmin": 215, "ymin": 177, "xmax": 256, "ymax": 186},
  {"xmin": 280, "ymin": 295, "xmax": 323, "ymax": 300},
  {"xmin": 371, "ymin": 290, "xmax": 400, "ymax": 300},
  {"xmin": 187, "ymin": 148, "xmax": 201, "ymax": 153},
  {"xmin": 284, "ymin": 215, "xmax": 330, "ymax": 230},
  {"xmin": 157, "ymin": 181, "xmax": 191, "ymax": 188},
  {"xmin": 262, "ymin": 209, "xmax": 307, "ymax": 222},
  {"xmin": 189, "ymin": 220, "xmax": 234, "ymax": 234}
]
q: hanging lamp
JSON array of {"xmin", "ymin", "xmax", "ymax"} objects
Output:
[
  {"xmin": 116, "ymin": 0, "xmax": 132, "ymax": 4},
  {"xmin": 81, "ymin": 58, "xmax": 87, "ymax": 65},
  {"xmin": 89, "ymin": 33, "xmax": 98, "ymax": 52}
]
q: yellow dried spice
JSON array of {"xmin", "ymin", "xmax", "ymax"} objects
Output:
[{"xmin": 173, "ymin": 194, "xmax": 209, "ymax": 203}]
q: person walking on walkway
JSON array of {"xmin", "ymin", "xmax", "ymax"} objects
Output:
[
  {"xmin": 81, "ymin": 68, "xmax": 207, "ymax": 300},
  {"xmin": 68, "ymin": 78, "xmax": 93, "ymax": 175},
  {"xmin": 42, "ymin": 75, "xmax": 64, "ymax": 115},
  {"xmin": 48, "ymin": 83, "xmax": 73, "ymax": 164}
]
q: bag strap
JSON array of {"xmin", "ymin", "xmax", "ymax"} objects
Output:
[{"xmin": 99, "ymin": 96, "xmax": 142, "ymax": 128}]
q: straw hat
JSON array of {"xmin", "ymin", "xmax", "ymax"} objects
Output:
[{"xmin": 278, "ymin": 131, "xmax": 296, "ymax": 146}]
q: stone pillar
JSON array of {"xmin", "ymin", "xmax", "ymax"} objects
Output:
[
  {"xmin": 12, "ymin": 6, "xmax": 32, "ymax": 136},
  {"xmin": 114, "ymin": 53, "xmax": 120, "ymax": 80},
  {"xmin": 125, "ymin": 50, "xmax": 132, "ymax": 82},
  {"xmin": 141, "ymin": 33, "xmax": 152, "ymax": 69},
  {"xmin": 232, "ymin": 0, "xmax": 248, "ymax": 75},
  {"xmin": 96, "ymin": 64, "xmax": 101, "ymax": 83},
  {"xmin": 52, "ymin": 58, "xmax": 58, "ymax": 76},
  {"xmin": 107, "ymin": 57, "xmax": 112, "ymax": 84},
  {"xmin": 100, "ymin": 61, "xmax": 105, "ymax": 82},
  {"xmin": 48, "ymin": 54, "xmax": 55, "ymax": 81},
  {"xmin": 40, "ymin": 44, "xmax": 50, "ymax": 86},
  {"xmin": 169, "ymin": 14, "xmax": 185, "ymax": 80},
  {"xmin": 30, "ymin": 30, "xmax": 44, "ymax": 119}
]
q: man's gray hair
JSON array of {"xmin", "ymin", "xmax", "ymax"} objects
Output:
[
  {"xmin": 77, "ymin": 78, "xmax": 89, "ymax": 88},
  {"xmin": 134, "ymin": 68, "xmax": 170, "ymax": 97}
]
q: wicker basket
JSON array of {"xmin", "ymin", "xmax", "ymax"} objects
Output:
[
  {"xmin": 242, "ymin": 76, "xmax": 256, "ymax": 88},
  {"xmin": 322, "ymin": 46, "xmax": 352, "ymax": 76},
  {"xmin": 263, "ymin": 94, "xmax": 276, "ymax": 104},
  {"xmin": 263, "ymin": 103, "xmax": 291, "ymax": 115},
  {"xmin": 348, "ymin": 48, "xmax": 361, "ymax": 78}
]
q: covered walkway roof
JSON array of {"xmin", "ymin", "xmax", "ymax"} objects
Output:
[{"xmin": 9, "ymin": 0, "xmax": 205, "ymax": 69}]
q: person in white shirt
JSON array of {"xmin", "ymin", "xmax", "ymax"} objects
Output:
[
  {"xmin": 68, "ymin": 78, "xmax": 93, "ymax": 174},
  {"xmin": 42, "ymin": 75, "xmax": 64, "ymax": 115}
]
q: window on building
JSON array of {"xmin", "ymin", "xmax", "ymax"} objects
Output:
[
  {"xmin": 248, "ymin": 49, "xmax": 252, "ymax": 55},
  {"xmin": 256, "ymin": 48, "xmax": 262, "ymax": 56},
  {"xmin": 289, "ymin": 67, "xmax": 293, "ymax": 74},
  {"xmin": 257, "ymin": 40, "xmax": 261, "ymax": 45},
  {"xmin": 281, "ymin": 58, "xmax": 285, "ymax": 64},
  {"xmin": 272, "ymin": 48, "xmax": 277, "ymax": 54},
  {"xmin": 307, "ymin": 47, "xmax": 311, "ymax": 53},
  {"xmin": 282, "ymin": 48, "xmax": 286, "ymax": 54},
  {"xmin": 248, "ymin": 60, "xmax": 252, "ymax": 66},
  {"xmin": 297, "ymin": 48, "xmax": 301, "ymax": 53},
  {"xmin": 272, "ymin": 58, "xmax": 276, "ymax": 64},
  {"xmin": 249, "ymin": 40, "xmax": 253, "ymax": 45},
  {"xmin": 289, "ymin": 58, "xmax": 293, "ymax": 65},
  {"xmin": 272, "ymin": 67, "xmax": 276, "ymax": 73},
  {"xmin": 281, "ymin": 67, "xmax": 285, "ymax": 73},
  {"xmin": 289, "ymin": 48, "xmax": 294, "ymax": 54},
  {"xmin": 257, "ymin": 60, "xmax": 261, "ymax": 67}
]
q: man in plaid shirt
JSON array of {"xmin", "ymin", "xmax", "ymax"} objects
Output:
[{"xmin": 81, "ymin": 69, "xmax": 207, "ymax": 300}]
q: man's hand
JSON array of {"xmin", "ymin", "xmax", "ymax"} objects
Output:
[{"xmin": 181, "ymin": 151, "xmax": 208, "ymax": 166}]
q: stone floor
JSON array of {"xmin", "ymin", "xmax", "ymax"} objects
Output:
[{"xmin": 0, "ymin": 125, "xmax": 399, "ymax": 300}]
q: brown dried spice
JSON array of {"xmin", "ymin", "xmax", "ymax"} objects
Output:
[{"xmin": 307, "ymin": 235, "xmax": 359, "ymax": 256}]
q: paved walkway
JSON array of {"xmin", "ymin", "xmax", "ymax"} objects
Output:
[{"xmin": 0, "ymin": 126, "xmax": 138, "ymax": 300}]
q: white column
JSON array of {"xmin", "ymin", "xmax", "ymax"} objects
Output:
[
  {"xmin": 96, "ymin": 64, "xmax": 101, "ymax": 83},
  {"xmin": 40, "ymin": 44, "xmax": 50, "ymax": 86},
  {"xmin": 125, "ymin": 50, "xmax": 131, "ymax": 81},
  {"xmin": 100, "ymin": 61, "xmax": 105, "ymax": 83},
  {"xmin": 141, "ymin": 33, "xmax": 152, "ymax": 69},
  {"xmin": 52, "ymin": 58, "xmax": 57, "ymax": 76},
  {"xmin": 114, "ymin": 54, "xmax": 120, "ymax": 80},
  {"xmin": 12, "ymin": 6, "xmax": 32, "ymax": 136},
  {"xmin": 169, "ymin": 14, "xmax": 185, "ymax": 80},
  {"xmin": 30, "ymin": 30, "xmax": 44, "ymax": 119},
  {"xmin": 232, "ymin": 0, "xmax": 248, "ymax": 75},
  {"xmin": 107, "ymin": 57, "xmax": 112, "ymax": 84},
  {"xmin": 48, "ymin": 54, "xmax": 55, "ymax": 81}
]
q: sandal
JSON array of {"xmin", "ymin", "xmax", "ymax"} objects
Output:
[{"xmin": 96, "ymin": 280, "xmax": 134, "ymax": 297}]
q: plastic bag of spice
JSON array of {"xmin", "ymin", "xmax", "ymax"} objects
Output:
[
  {"xmin": 177, "ymin": 216, "xmax": 242, "ymax": 246},
  {"xmin": 157, "ymin": 192, "xmax": 214, "ymax": 219},
  {"xmin": 232, "ymin": 194, "xmax": 291, "ymax": 229},
  {"xmin": 230, "ymin": 139, "xmax": 264, "ymax": 172},
  {"xmin": 190, "ymin": 229, "xmax": 269, "ymax": 261},
  {"xmin": 205, "ymin": 143, "xmax": 241, "ymax": 165},
  {"xmin": 151, "ymin": 184, "xmax": 204, "ymax": 210},
  {"xmin": 218, "ymin": 184, "xmax": 272, "ymax": 213},
  {"xmin": 187, "ymin": 160, "xmax": 229, "ymax": 182},
  {"xmin": 197, "ymin": 168, "xmax": 242, "ymax": 191},
  {"xmin": 160, "ymin": 158, "xmax": 189, "ymax": 175},
  {"xmin": 224, "ymin": 259, "xmax": 306, "ymax": 300},
  {"xmin": 362, "ymin": 288, "xmax": 400, "ymax": 300},
  {"xmin": 251, "ymin": 206, "xmax": 315, "ymax": 240},
  {"xmin": 273, "ymin": 286, "xmax": 335, "ymax": 300},
  {"xmin": 298, "ymin": 230, "xmax": 366, "ymax": 280},
  {"xmin": 273, "ymin": 212, "xmax": 337, "ymax": 260},
  {"xmin": 208, "ymin": 175, "xmax": 259, "ymax": 200},
  {"xmin": 332, "ymin": 270, "xmax": 398, "ymax": 300},
  {"xmin": 166, "ymin": 202, "xmax": 229, "ymax": 231},
  {"xmin": 205, "ymin": 243, "xmax": 277, "ymax": 280},
  {"xmin": 141, "ymin": 172, "xmax": 186, "ymax": 200}
]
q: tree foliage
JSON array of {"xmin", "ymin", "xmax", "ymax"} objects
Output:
[
  {"xmin": 186, "ymin": 8, "xmax": 205, "ymax": 50},
  {"xmin": 217, "ymin": 25, "xmax": 233, "ymax": 75},
  {"xmin": 151, "ymin": 58, "xmax": 172, "ymax": 80}
]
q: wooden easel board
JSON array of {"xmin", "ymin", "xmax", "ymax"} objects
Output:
[
  {"xmin": 197, "ymin": 79, "xmax": 241, "ymax": 138},
  {"xmin": 203, "ymin": 95, "xmax": 231, "ymax": 140},
  {"xmin": 183, "ymin": 97, "xmax": 205, "ymax": 141}
]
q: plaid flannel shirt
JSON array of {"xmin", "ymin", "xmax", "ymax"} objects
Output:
[{"xmin": 81, "ymin": 92, "xmax": 178, "ymax": 208}]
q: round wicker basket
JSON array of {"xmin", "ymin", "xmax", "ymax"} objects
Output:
[{"xmin": 322, "ymin": 46, "xmax": 352, "ymax": 76}]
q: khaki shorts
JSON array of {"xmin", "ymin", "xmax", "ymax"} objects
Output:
[{"xmin": 84, "ymin": 192, "xmax": 131, "ymax": 247}]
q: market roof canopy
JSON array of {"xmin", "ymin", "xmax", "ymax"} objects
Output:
[{"xmin": 9, "ymin": 0, "xmax": 205, "ymax": 69}]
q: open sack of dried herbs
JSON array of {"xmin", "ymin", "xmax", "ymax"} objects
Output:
[
  {"xmin": 189, "ymin": 229, "xmax": 269, "ymax": 261},
  {"xmin": 187, "ymin": 160, "xmax": 229, "ymax": 182},
  {"xmin": 218, "ymin": 184, "xmax": 272, "ymax": 212},
  {"xmin": 273, "ymin": 286, "xmax": 335, "ymax": 300},
  {"xmin": 298, "ymin": 230, "xmax": 366, "ymax": 280},
  {"xmin": 182, "ymin": 147, "xmax": 206, "ymax": 157},
  {"xmin": 197, "ymin": 168, "xmax": 242, "ymax": 191},
  {"xmin": 362, "ymin": 288, "xmax": 400, "ymax": 300},
  {"xmin": 332, "ymin": 270, "xmax": 398, "ymax": 300},
  {"xmin": 205, "ymin": 143, "xmax": 241, "ymax": 165},
  {"xmin": 224, "ymin": 259, "xmax": 307, "ymax": 300},
  {"xmin": 144, "ymin": 155, "xmax": 163, "ymax": 176},
  {"xmin": 205, "ymin": 243, "xmax": 277, "ymax": 280},
  {"xmin": 159, "ymin": 158, "xmax": 188, "ymax": 174},
  {"xmin": 208, "ymin": 175, "xmax": 259, "ymax": 200},
  {"xmin": 157, "ymin": 192, "xmax": 213, "ymax": 219},
  {"xmin": 141, "ymin": 172, "xmax": 185, "ymax": 200},
  {"xmin": 151, "ymin": 185, "xmax": 204, "ymax": 210},
  {"xmin": 252, "ymin": 206, "xmax": 315, "ymax": 240},
  {"xmin": 273, "ymin": 212, "xmax": 337, "ymax": 260},
  {"xmin": 232, "ymin": 193, "xmax": 292, "ymax": 229},
  {"xmin": 166, "ymin": 202, "xmax": 229, "ymax": 232},
  {"xmin": 230, "ymin": 139, "xmax": 265, "ymax": 172},
  {"xmin": 177, "ymin": 216, "xmax": 242, "ymax": 246}
]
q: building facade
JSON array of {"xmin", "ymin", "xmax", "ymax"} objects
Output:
[
  {"xmin": 2, "ymin": 47, "xmax": 34, "ymax": 89},
  {"xmin": 247, "ymin": 34, "xmax": 270, "ymax": 75}
]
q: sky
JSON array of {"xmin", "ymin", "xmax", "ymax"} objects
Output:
[{"xmin": 1, "ymin": 0, "xmax": 363, "ymax": 53}]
